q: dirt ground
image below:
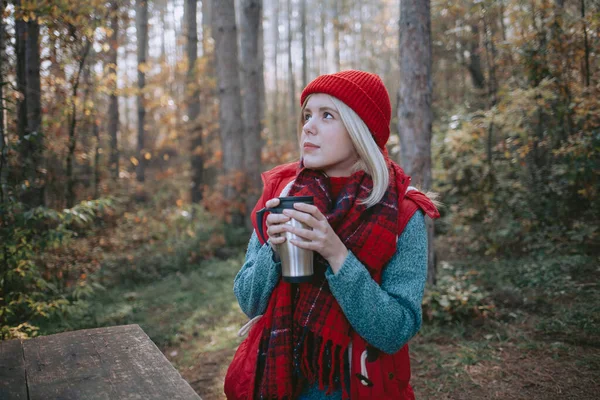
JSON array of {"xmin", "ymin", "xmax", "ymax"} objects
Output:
[
  {"xmin": 409, "ymin": 335, "xmax": 599, "ymax": 399},
  {"xmin": 164, "ymin": 237, "xmax": 599, "ymax": 399},
  {"xmin": 165, "ymin": 316, "xmax": 599, "ymax": 400}
]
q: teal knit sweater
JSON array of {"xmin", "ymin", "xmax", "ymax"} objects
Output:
[{"xmin": 233, "ymin": 210, "xmax": 428, "ymax": 399}]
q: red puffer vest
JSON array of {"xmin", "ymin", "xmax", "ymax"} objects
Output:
[{"xmin": 225, "ymin": 161, "xmax": 440, "ymax": 400}]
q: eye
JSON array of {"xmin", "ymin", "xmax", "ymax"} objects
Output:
[
  {"xmin": 303, "ymin": 113, "xmax": 311, "ymax": 121},
  {"xmin": 324, "ymin": 112, "xmax": 333, "ymax": 119}
]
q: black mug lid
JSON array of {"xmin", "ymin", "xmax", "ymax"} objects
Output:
[{"xmin": 266, "ymin": 196, "xmax": 314, "ymax": 212}]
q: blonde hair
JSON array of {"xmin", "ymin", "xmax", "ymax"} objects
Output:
[{"xmin": 298, "ymin": 94, "xmax": 389, "ymax": 208}]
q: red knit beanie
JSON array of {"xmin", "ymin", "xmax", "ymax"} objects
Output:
[{"xmin": 300, "ymin": 70, "xmax": 392, "ymax": 150}]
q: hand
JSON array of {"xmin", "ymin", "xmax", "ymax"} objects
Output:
[
  {"xmin": 265, "ymin": 198, "xmax": 290, "ymax": 251},
  {"xmin": 282, "ymin": 203, "xmax": 349, "ymax": 274}
]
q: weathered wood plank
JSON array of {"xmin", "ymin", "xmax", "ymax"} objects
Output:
[
  {"xmin": 0, "ymin": 339, "xmax": 29, "ymax": 400},
  {"xmin": 22, "ymin": 324, "xmax": 202, "ymax": 400}
]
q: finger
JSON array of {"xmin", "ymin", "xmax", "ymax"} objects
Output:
[
  {"xmin": 282, "ymin": 209, "xmax": 319, "ymax": 229},
  {"xmin": 284, "ymin": 225, "xmax": 319, "ymax": 241},
  {"xmin": 266, "ymin": 213, "xmax": 290, "ymax": 226},
  {"xmin": 265, "ymin": 198, "xmax": 281, "ymax": 208},
  {"xmin": 292, "ymin": 202, "xmax": 326, "ymax": 221},
  {"xmin": 289, "ymin": 238, "xmax": 317, "ymax": 251},
  {"xmin": 269, "ymin": 236, "xmax": 286, "ymax": 245},
  {"xmin": 267, "ymin": 223, "xmax": 288, "ymax": 236}
]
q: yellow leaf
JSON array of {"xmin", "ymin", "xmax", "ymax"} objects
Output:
[
  {"xmin": 102, "ymin": 43, "xmax": 110, "ymax": 52},
  {"xmin": 138, "ymin": 63, "xmax": 150, "ymax": 73},
  {"xmin": 176, "ymin": 199, "xmax": 183, "ymax": 207},
  {"xmin": 144, "ymin": 152, "xmax": 151, "ymax": 160},
  {"xmin": 163, "ymin": 154, "xmax": 170, "ymax": 161},
  {"xmin": 130, "ymin": 156, "xmax": 139, "ymax": 166}
]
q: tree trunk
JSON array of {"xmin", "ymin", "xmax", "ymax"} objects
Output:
[
  {"xmin": 23, "ymin": 13, "xmax": 43, "ymax": 207},
  {"xmin": 160, "ymin": 0, "xmax": 167, "ymax": 59},
  {"xmin": 301, "ymin": 0, "xmax": 307, "ymax": 88},
  {"xmin": 332, "ymin": 0, "xmax": 340, "ymax": 71},
  {"xmin": 0, "ymin": 0, "xmax": 6, "ymax": 187},
  {"xmin": 81, "ymin": 50, "xmax": 95, "ymax": 194},
  {"xmin": 287, "ymin": 0, "xmax": 296, "ymax": 135},
  {"xmin": 270, "ymin": 0, "xmax": 279, "ymax": 139},
  {"xmin": 65, "ymin": 40, "xmax": 92, "ymax": 208},
  {"xmin": 212, "ymin": 0, "xmax": 245, "ymax": 205},
  {"xmin": 15, "ymin": 0, "xmax": 27, "ymax": 147},
  {"xmin": 320, "ymin": 0, "xmax": 326, "ymax": 74},
  {"xmin": 16, "ymin": 0, "xmax": 43, "ymax": 207},
  {"xmin": 187, "ymin": 0, "xmax": 204, "ymax": 203},
  {"xmin": 108, "ymin": 2, "xmax": 120, "ymax": 180},
  {"xmin": 240, "ymin": 0, "xmax": 264, "ymax": 226},
  {"xmin": 93, "ymin": 120, "xmax": 101, "ymax": 198},
  {"xmin": 468, "ymin": 23, "xmax": 485, "ymax": 90},
  {"xmin": 398, "ymin": 0, "xmax": 436, "ymax": 285},
  {"xmin": 499, "ymin": 0, "xmax": 507, "ymax": 42},
  {"xmin": 482, "ymin": 3, "xmax": 498, "ymax": 107},
  {"xmin": 258, "ymin": 4, "xmax": 265, "ymax": 126},
  {"xmin": 136, "ymin": 0, "xmax": 148, "ymax": 183},
  {"xmin": 581, "ymin": 0, "xmax": 590, "ymax": 87}
]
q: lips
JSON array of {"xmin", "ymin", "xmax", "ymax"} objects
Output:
[{"xmin": 303, "ymin": 142, "xmax": 320, "ymax": 149}]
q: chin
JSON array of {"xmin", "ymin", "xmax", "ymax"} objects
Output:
[{"xmin": 302, "ymin": 157, "xmax": 324, "ymax": 170}]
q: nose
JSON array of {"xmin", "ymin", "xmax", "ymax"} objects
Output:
[{"xmin": 303, "ymin": 117, "xmax": 316, "ymax": 135}]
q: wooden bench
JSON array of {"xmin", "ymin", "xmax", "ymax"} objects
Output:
[{"xmin": 0, "ymin": 324, "xmax": 202, "ymax": 400}]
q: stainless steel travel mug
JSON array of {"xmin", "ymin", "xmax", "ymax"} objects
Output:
[{"xmin": 255, "ymin": 196, "xmax": 315, "ymax": 283}]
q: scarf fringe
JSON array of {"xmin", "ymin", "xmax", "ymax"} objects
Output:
[
  {"xmin": 298, "ymin": 328, "xmax": 349, "ymax": 396},
  {"xmin": 341, "ymin": 344, "xmax": 350, "ymax": 400}
]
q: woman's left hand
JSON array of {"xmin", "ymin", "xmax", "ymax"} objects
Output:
[{"xmin": 282, "ymin": 203, "xmax": 348, "ymax": 274}]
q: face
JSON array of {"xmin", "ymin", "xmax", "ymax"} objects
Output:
[{"xmin": 300, "ymin": 94, "xmax": 359, "ymax": 177}]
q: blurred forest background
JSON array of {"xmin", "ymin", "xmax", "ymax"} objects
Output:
[{"xmin": 1, "ymin": 0, "xmax": 599, "ymax": 398}]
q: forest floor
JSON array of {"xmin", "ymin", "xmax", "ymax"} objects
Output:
[
  {"xmin": 33, "ymin": 192, "xmax": 599, "ymax": 400},
  {"xmin": 168, "ymin": 312, "xmax": 600, "ymax": 400},
  {"xmin": 160, "ymin": 238, "xmax": 600, "ymax": 400}
]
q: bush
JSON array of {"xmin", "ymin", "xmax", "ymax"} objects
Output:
[
  {"xmin": 96, "ymin": 202, "xmax": 251, "ymax": 286},
  {"xmin": 422, "ymin": 261, "xmax": 496, "ymax": 324},
  {"xmin": 435, "ymin": 79, "xmax": 599, "ymax": 257},
  {"xmin": 0, "ymin": 196, "xmax": 114, "ymax": 339}
]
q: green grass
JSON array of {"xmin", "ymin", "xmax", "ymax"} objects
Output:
[
  {"xmin": 36, "ymin": 251, "xmax": 248, "ymax": 348},
  {"xmin": 448, "ymin": 253, "xmax": 600, "ymax": 345}
]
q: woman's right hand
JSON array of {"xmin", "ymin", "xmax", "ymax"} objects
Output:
[{"xmin": 265, "ymin": 198, "xmax": 290, "ymax": 249}]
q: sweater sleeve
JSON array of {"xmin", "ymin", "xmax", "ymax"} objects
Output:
[
  {"xmin": 233, "ymin": 231, "xmax": 282, "ymax": 318},
  {"xmin": 325, "ymin": 210, "xmax": 428, "ymax": 354}
]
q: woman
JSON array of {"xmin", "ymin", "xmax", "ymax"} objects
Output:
[{"xmin": 225, "ymin": 70, "xmax": 440, "ymax": 400}]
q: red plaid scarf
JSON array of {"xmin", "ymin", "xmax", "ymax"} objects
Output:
[{"xmin": 254, "ymin": 161, "xmax": 403, "ymax": 399}]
